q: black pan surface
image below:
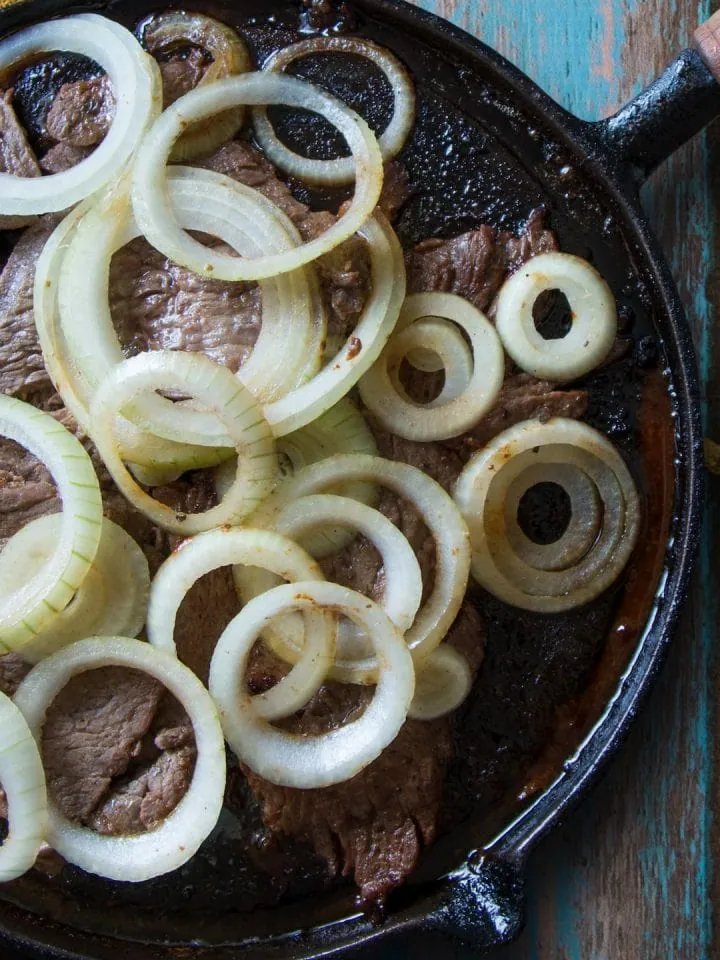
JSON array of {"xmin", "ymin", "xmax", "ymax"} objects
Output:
[{"xmin": 0, "ymin": 0, "xmax": 709, "ymax": 955}]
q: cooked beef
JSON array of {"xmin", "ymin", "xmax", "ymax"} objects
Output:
[
  {"xmin": 0, "ymin": 89, "xmax": 40, "ymax": 178},
  {"xmin": 406, "ymin": 207, "xmax": 558, "ymax": 311},
  {"xmin": 158, "ymin": 50, "xmax": 208, "ymax": 109},
  {"xmin": 40, "ymin": 142, "xmax": 93, "ymax": 174},
  {"xmin": 0, "ymin": 216, "xmax": 59, "ymax": 405},
  {"xmin": 109, "ymin": 238, "xmax": 263, "ymax": 373},
  {"xmin": 244, "ymin": 600, "xmax": 485, "ymax": 903},
  {"xmin": 378, "ymin": 161, "xmax": 414, "ymax": 220},
  {"xmin": 45, "ymin": 75, "xmax": 115, "ymax": 148},
  {"xmin": 0, "ymin": 439, "xmax": 57, "ymax": 546},
  {"xmin": 0, "ymin": 652, "xmax": 30, "ymax": 697}
]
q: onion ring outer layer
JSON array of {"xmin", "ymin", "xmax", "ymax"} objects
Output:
[
  {"xmin": 0, "ymin": 691, "xmax": 48, "ymax": 882},
  {"xmin": 147, "ymin": 527, "xmax": 333, "ymax": 721},
  {"xmin": 13, "ymin": 636, "xmax": 226, "ymax": 882},
  {"xmin": 0, "ymin": 14, "xmax": 161, "ymax": 215},
  {"xmin": 0, "ymin": 397, "xmax": 102, "ymax": 654},
  {"xmin": 495, "ymin": 252, "xmax": 617, "ymax": 381},
  {"xmin": 209, "ymin": 581, "xmax": 415, "ymax": 788},
  {"xmin": 131, "ymin": 72, "xmax": 384, "ymax": 281},
  {"xmin": 253, "ymin": 35, "xmax": 415, "ymax": 185}
]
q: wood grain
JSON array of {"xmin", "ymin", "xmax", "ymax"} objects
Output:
[{"xmin": 368, "ymin": 1, "xmax": 720, "ymax": 957}]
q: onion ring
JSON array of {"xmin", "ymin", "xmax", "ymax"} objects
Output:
[
  {"xmin": 14, "ymin": 636, "xmax": 226, "ymax": 882},
  {"xmin": 253, "ymin": 36, "xmax": 415, "ymax": 186},
  {"xmin": 495, "ymin": 252, "xmax": 617, "ymax": 381},
  {"xmin": 0, "ymin": 397, "xmax": 102, "ymax": 654},
  {"xmin": 408, "ymin": 645, "xmax": 472, "ymax": 721},
  {"xmin": 0, "ymin": 14, "xmax": 161, "ymax": 216},
  {"xmin": 454, "ymin": 418, "xmax": 640, "ymax": 611},
  {"xmin": 208, "ymin": 581, "xmax": 415, "ymax": 788},
  {"xmin": 236, "ymin": 493, "xmax": 423, "ymax": 667},
  {"xmin": 0, "ymin": 691, "xmax": 48, "ymax": 882},
  {"xmin": 131, "ymin": 72, "xmax": 383, "ymax": 281},
  {"xmin": 244, "ymin": 453, "xmax": 471, "ymax": 681},
  {"xmin": 147, "ymin": 526, "xmax": 333, "ymax": 721},
  {"xmin": 359, "ymin": 292, "xmax": 504, "ymax": 441},
  {"xmin": 89, "ymin": 351, "xmax": 277, "ymax": 535},
  {"xmin": 1, "ymin": 516, "xmax": 150, "ymax": 664}
]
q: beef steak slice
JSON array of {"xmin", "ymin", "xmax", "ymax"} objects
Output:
[{"xmin": 0, "ymin": 89, "xmax": 40, "ymax": 178}]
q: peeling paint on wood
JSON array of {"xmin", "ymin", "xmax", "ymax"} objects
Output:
[{"xmin": 367, "ymin": 1, "xmax": 719, "ymax": 957}]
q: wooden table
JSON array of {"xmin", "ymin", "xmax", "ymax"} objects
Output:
[{"xmin": 369, "ymin": 0, "xmax": 720, "ymax": 956}]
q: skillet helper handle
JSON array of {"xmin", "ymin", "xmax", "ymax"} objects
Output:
[
  {"xmin": 590, "ymin": 9, "xmax": 720, "ymax": 185},
  {"xmin": 413, "ymin": 853, "xmax": 525, "ymax": 950}
]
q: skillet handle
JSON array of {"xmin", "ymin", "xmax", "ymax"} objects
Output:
[
  {"xmin": 408, "ymin": 853, "xmax": 525, "ymax": 950},
  {"xmin": 588, "ymin": 10, "xmax": 720, "ymax": 185}
]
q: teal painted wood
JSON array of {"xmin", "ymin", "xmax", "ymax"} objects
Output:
[{"xmin": 371, "ymin": 1, "xmax": 719, "ymax": 957}]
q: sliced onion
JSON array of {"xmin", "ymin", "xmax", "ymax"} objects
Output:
[
  {"xmin": 262, "ymin": 213, "xmax": 407, "ymax": 436},
  {"xmin": 408, "ymin": 645, "xmax": 472, "ymax": 721},
  {"xmin": 253, "ymin": 36, "xmax": 415, "ymax": 186},
  {"xmin": 147, "ymin": 526, "xmax": 333, "ymax": 721},
  {"xmin": 34, "ymin": 192, "xmax": 232, "ymax": 477},
  {"xmin": 503, "ymin": 462, "xmax": 601, "ymax": 572},
  {"xmin": 89, "ymin": 351, "xmax": 278, "ymax": 535},
  {"xmin": 59, "ymin": 168, "xmax": 324, "ymax": 461},
  {"xmin": 401, "ymin": 317, "xmax": 473, "ymax": 402},
  {"xmin": 13, "ymin": 636, "xmax": 226, "ymax": 882},
  {"xmin": 209, "ymin": 581, "xmax": 415, "ymax": 788},
  {"xmin": 359, "ymin": 291, "xmax": 504, "ymax": 441},
  {"xmin": 0, "ymin": 691, "xmax": 48, "ymax": 882},
  {"xmin": 495, "ymin": 252, "xmax": 617, "ymax": 381},
  {"xmin": 274, "ymin": 398, "xmax": 378, "ymax": 556},
  {"xmin": 0, "ymin": 397, "xmax": 102, "ymax": 654},
  {"xmin": 236, "ymin": 493, "xmax": 423, "ymax": 668},
  {"xmin": 0, "ymin": 14, "xmax": 162, "ymax": 216},
  {"xmin": 243, "ymin": 453, "xmax": 471, "ymax": 681},
  {"xmin": 0, "ymin": 515, "xmax": 150, "ymax": 664},
  {"xmin": 131, "ymin": 72, "xmax": 384, "ymax": 281},
  {"xmin": 454, "ymin": 418, "xmax": 640, "ymax": 612},
  {"xmin": 142, "ymin": 12, "xmax": 251, "ymax": 161}
]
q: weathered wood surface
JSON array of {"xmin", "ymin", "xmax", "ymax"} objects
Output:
[{"xmin": 369, "ymin": 1, "xmax": 720, "ymax": 957}]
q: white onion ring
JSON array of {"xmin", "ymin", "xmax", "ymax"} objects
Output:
[
  {"xmin": 503, "ymin": 462, "xmax": 601, "ymax": 572},
  {"xmin": 208, "ymin": 581, "xmax": 415, "ymax": 788},
  {"xmin": 262, "ymin": 213, "xmax": 407, "ymax": 436},
  {"xmin": 13, "ymin": 636, "xmax": 226, "ymax": 882},
  {"xmin": 142, "ymin": 12, "xmax": 251, "ymax": 161},
  {"xmin": 408, "ymin": 645, "xmax": 473, "ymax": 721},
  {"xmin": 1, "ymin": 516, "xmax": 150, "ymax": 664},
  {"xmin": 0, "ymin": 14, "xmax": 161, "ymax": 216},
  {"xmin": 59, "ymin": 168, "xmax": 324, "ymax": 457},
  {"xmin": 253, "ymin": 36, "xmax": 415, "ymax": 186},
  {"xmin": 0, "ymin": 397, "xmax": 102, "ymax": 654},
  {"xmin": 236, "ymin": 493, "xmax": 423, "ymax": 668},
  {"xmin": 359, "ymin": 292, "xmax": 504, "ymax": 441},
  {"xmin": 399, "ymin": 317, "xmax": 473, "ymax": 402},
  {"xmin": 89, "ymin": 351, "xmax": 277, "ymax": 535},
  {"xmin": 0, "ymin": 691, "xmax": 48, "ymax": 882},
  {"xmin": 243, "ymin": 453, "xmax": 471, "ymax": 681},
  {"xmin": 495, "ymin": 252, "xmax": 617, "ymax": 381},
  {"xmin": 131, "ymin": 72, "xmax": 383, "ymax": 281},
  {"xmin": 454, "ymin": 418, "xmax": 640, "ymax": 611},
  {"xmin": 147, "ymin": 527, "xmax": 333, "ymax": 721}
]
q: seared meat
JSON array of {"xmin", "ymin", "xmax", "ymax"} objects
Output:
[
  {"xmin": 40, "ymin": 142, "xmax": 93, "ymax": 174},
  {"xmin": 406, "ymin": 207, "xmax": 558, "ymax": 311},
  {"xmin": 0, "ymin": 89, "xmax": 40, "ymax": 178},
  {"xmin": 0, "ymin": 652, "xmax": 30, "ymax": 697},
  {"xmin": 109, "ymin": 238, "xmax": 263, "ymax": 373},
  {"xmin": 378, "ymin": 160, "xmax": 414, "ymax": 220},
  {"xmin": 158, "ymin": 50, "xmax": 208, "ymax": 108},
  {"xmin": 0, "ymin": 216, "xmax": 58, "ymax": 405},
  {"xmin": 45, "ymin": 75, "xmax": 115, "ymax": 148}
]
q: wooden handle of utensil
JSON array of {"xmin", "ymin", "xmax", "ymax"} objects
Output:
[{"xmin": 695, "ymin": 10, "xmax": 720, "ymax": 83}]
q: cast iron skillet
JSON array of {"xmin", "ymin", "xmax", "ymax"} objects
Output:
[{"xmin": 0, "ymin": 0, "xmax": 716, "ymax": 955}]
